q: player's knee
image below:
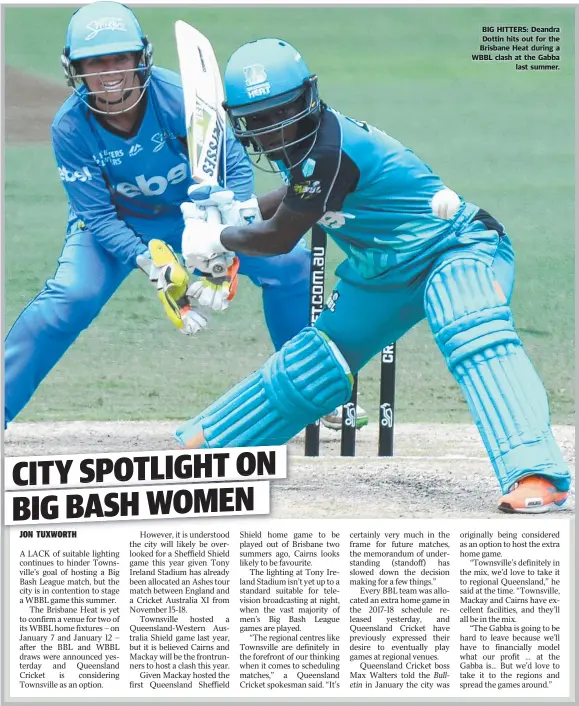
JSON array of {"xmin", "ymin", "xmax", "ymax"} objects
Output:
[
  {"xmin": 424, "ymin": 257, "xmax": 520, "ymax": 370},
  {"xmin": 264, "ymin": 327, "xmax": 353, "ymax": 416},
  {"xmin": 44, "ymin": 279, "xmax": 107, "ymax": 332}
]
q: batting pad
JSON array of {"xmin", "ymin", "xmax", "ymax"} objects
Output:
[
  {"xmin": 425, "ymin": 257, "xmax": 569, "ymax": 494},
  {"xmin": 175, "ymin": 327, "xmax": 353, "ymax": 448}
]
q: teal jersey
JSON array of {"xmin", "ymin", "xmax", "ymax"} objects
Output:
[{"xmin": 282, "ymin": 107, "xmax": 480, "ymax": 283}]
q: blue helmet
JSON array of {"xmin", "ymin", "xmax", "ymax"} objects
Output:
[
  {"xmin": 61, "ymin": 1, "xmax": 153, "ymax": 114},
  {"xmin": 223, "ymin": 39, "xmax": 321, "ymax": 170}
]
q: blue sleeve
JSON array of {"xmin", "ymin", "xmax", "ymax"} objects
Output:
[
  {"xmin": 52, "ymin": 120, "xmax": 147, "ymax": 267},
  {"xmin": 219, "ymin": 126, "xmax": 254, "ymax": 202}
]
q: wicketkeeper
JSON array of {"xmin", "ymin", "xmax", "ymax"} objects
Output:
[
  {"xmin": 175, "ymin": 38, "xmax": 570, "ymax": 513},
  {"xmin": 5, "ymin": 2, "xmax": 328, "ymax": 426}
]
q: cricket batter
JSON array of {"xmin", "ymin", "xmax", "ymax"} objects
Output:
[
  {"xmin": 176, "ymin": 38, "xmax": 570, "ymax": 513},
  {"xmin": 4, "ymin": 3, "xmax": 318, "ymax": 426}
]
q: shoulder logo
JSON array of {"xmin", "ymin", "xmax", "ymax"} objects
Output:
[
  {"xmin": 85, "ymin": 17, "xmax": 127, "ymax": 41},
  {"xmin": 58, "ymin": 165, "xmax": 92, "ymax": 183},
  {"xmin": 243, "ymin": 64, "xmax": 270, "ymax": 98},
  {"xmin": 292, "ymin": 180, "xmax": 321, "ymax": 199},
  {"xmin": 302, "ymin": 158, "xmax": 316, "ymax": 178}
]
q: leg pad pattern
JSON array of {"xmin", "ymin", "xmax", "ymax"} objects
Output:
[
  {"xmin": 425, "ymin": 257, "xmax": 569, "ymax": 493},
  {"xmin": 175, "ymin": 327, "xmax": 353, "ymax": 448}
]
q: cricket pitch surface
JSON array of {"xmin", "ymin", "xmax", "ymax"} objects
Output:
[{"xmin": 4, "ymin": 422, "xmax": 574, "ymax": 519}]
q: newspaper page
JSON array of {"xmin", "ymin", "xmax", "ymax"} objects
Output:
[{"xmin": 2, "ymin": 2, "xmax": 575, "ymax": 704}]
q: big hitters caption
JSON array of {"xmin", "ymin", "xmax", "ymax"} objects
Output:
[{"xmin": 473, "ymin": 25, "xmax": 562, "ymax": 70}]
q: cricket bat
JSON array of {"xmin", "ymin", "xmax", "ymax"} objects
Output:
[{"xmin": 175, "ymin": 20, "xmax": 229, "ymax": 276}]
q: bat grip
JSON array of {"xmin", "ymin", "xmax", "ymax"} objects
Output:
[
  {"xmin": 205, "ymin": 206, "xmax": 229, "ymax": 277},
  {"xmin": 205, "ymin": 205, "xmax": 221, "ymax": 226}
]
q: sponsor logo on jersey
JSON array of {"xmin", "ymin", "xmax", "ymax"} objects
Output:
[
  {"xmin": 326, "ymin": 290, "xmax": 339, "ymax": 313},
  {"xmin": 302, "ymin": 158, "xmax": 316, "ymax": 178},
  {"xmin": 129, "ymin": 144, "xmax": 143, "ymax": 157},
  {"xmin": 85, "ymin": 17, "xmax": 127, "ymax": 41},
  {"xmin": 93, "ymin": 149, "xmax": 124, "ymax": 167},
  {"xmin": 58, "ymin": 165, "xmax": 92, "ymax": 183},
  {"xmin": 151, "ymin": 130, "xmax": 178, "ymax": 153},
  {"xmin": 292, "ymin": 180, "xmax": 321, "ymax": 199},
  {"xmin": 115, "ymin": 163, "xmax": 188, "ymax": 198},
  {"xmin": 243, "ymin": 64, "xmax": 270, "ymax": 99},
  {"xmin": 317, "ymin": 211, "xmax": 355, "ymax": 229}
]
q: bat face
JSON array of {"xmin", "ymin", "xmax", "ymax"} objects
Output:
[
  {"xmin": 175, "ymin": 21, "xmax": 230, "ymax": 277},
  {"xmin": 190, "ymin": 96, "xmax": 224, "ymax": 183},
  {"xmin": 175, "ymin": 21, "xmax": 226, "ymax": 186}
]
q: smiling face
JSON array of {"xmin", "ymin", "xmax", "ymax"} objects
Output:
[{"xmin": 77, "ymin": 52, "xmax": 141, "ymax": 113}]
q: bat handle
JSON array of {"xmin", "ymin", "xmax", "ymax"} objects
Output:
[
  {"xmin": 204, "ymin": 206, "xmax": 230, "ymax": 277},
  {"xmin": 205, "ymin": 205, "xmax": 221, "ymax": 226}
]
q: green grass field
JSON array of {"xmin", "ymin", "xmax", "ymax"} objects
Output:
[{"xmin": 4, "ymin": 6, "xmax": 574, "ymax": 424}]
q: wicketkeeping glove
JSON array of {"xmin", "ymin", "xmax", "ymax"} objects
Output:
[{"xmin": 136, "ymin": 239, "xmax": 208, "ymax": 335}]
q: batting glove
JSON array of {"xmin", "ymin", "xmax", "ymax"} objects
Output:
[
  {"xmin": 180, "ymin": 202, "xmax": 233, "ymax": 276},
  {"xmin": 188, "ymin": 183, "xmax": 263, "ymax": 227},
  {"xmin": 186, "ymin": 257, "xmax": 240, "ymax": 312},
  {"xmin": 187, "ymin": 183, "xmax": 236, "ymax": 210},
  {"xmin": 187, "ymin": 183, "xmax": 263, "ymax": 228},
  {"xmin": 220, "ymin": 196, "xmax": 263, "ymax": 227}
]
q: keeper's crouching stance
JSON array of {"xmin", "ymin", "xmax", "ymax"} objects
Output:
[
  {"xmin": 175, "ymin": 38, "xmax": 570, "ymax": 513},
  {"xmin": 4, "ymin": 3, "xmax": 317, "ymax": 427}
]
